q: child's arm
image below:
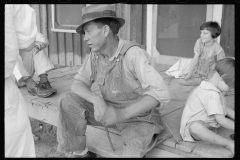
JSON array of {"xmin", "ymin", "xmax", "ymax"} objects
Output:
[
  {"xmin": 214, "ymin": 114, "xmax": 234, "ymax": 130},
  {"xmin": 184, "ymin": 53, "xmax": 199, "ymax": 79},
  {"xmin": 225, "ymin": 106, "xmax": 234, "ymax": 120}
]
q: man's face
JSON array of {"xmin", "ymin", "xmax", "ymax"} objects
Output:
[{"xmin": 83, "ymin": 21, "xmax": 105, "ymax": 53}]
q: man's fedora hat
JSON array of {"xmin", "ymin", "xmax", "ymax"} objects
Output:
[{"xmin": 76, "ymin": 4, "xmax": 125, "ymax": 34}]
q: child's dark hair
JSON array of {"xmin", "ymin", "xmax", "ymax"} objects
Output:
[
  {"xmin": 200, "ymin": 21, "xmax": 221, "ymax": 39},
  {"xmin": 215, "ymin": 57, "xmax": 235, "ymax": 88}
]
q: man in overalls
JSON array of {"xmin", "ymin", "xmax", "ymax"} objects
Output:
[{"xmin": 57, "ymin": 4, "xmax": 170, "ymax": 157}]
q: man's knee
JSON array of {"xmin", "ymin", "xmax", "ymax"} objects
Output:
[{"xmin": 59, "ymin": 93, "xmax": 80, "ymax": 106}]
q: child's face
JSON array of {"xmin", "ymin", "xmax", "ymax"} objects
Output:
[{"xmin": 200, "ymin": 29, "xmax": 213, "ymax": 43}]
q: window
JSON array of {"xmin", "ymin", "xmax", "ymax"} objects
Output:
[{"xmin": 51, "ymin": 4, "xmax": 86, "ymax": 33}]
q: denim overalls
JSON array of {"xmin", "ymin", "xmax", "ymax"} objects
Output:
[{"xmin": 57, "ymin": 40, "xmax": 165, "ymax": 157}]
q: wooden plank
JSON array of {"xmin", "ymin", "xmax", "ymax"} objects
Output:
[
  {"xmin": 46, "ymin": 65, "xmax": 80, "ymax": 78},
  {"xmin": 39, "ymin": 4, "xmax": 49, "ymax": 56},
  {"xmin": 156, "ymin": 144, "xmax": 202, "ymax": 158},
  {"xmin": 220, "ymin": 5, "xmax": 235, "ymax": 57},
  {"xmin": 175, "ymin": 141, "xmax": 196, "ymax": 153},
  {"xmin": 142, "ymin": 4, "xmax": 147, "ymax": 47},
  {"xmin": 73, "ymin": 34, "xmax": 82, "ymax": 66},
  {"xmin": 47, "ymin": 5, "xmax": 59, "ymax": 65},
  {"xmin": 161, "ymin": 99, "xmax": 186, "ymax": 117},
  {"xmin": 130, "ymin": 5, "xmax": 142, "ymax": 44},
  {"xmin": 115, "ymin": 4, "xmax": 130, "ymax": 40},
  {"xmin": 146, "ymin": 148, "xmax": 184, "ymax": 158},
  {"xmin": 27, "ymin": 101, "xmax": 59, "ymax": 126},
  {"xmin": 192, "ymin": 141, "xmax": 233, "ymax": 158},
  {"xmin": 57, "ymin": 32, "xmax": 66, "ymax": 65},
  {"xmin": 81, "ymin": 35, "xmax": 90, "ymax": 63},
  {"xmin": 65, "ymin": 33, "xmax": 74, "ymax": 67}
]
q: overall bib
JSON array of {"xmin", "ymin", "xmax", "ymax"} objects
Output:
[{"xmin": 57, "ymin": 41, "xmax": 165, "ymax": 157}]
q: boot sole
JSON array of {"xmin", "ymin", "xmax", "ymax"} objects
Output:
[{"xmin": 28, "ymin": 91, "xmax": 54, "ymax": 98}]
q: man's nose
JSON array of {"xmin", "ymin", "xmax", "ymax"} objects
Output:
[{"xmin": 83, "ymin": 34, "xmax": 88, "ymax": 41}]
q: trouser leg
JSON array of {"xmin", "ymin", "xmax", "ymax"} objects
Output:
[
  {"xmin": 57, "ymin": 92, "xmax": 102, "ymax": 153},
  {"xmin": 13, "ymin": 55, "xmax": 30, "ymax": 83},
  {"xmin": 117, "ymin": 110, "xmax": 165, "ymax": 157},
  {"xmin": 33, "ymin": 50, "xmax": 54, "ymax": 76},
  {"xmin": 21, "ymin": 49, "xmax": 54, "ymax": 78},
  {"xmin": 21, "ymin": 51, "xmax": 35, "ymax": 78}
]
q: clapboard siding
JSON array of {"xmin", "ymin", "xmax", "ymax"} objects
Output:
[
  {"xmin": 30, "ymin": 4, "xmax": 234, "ymax": 66},
  {"xmin": 220, "ymin": 5, "xmax": 235, "ymax": 57},
  {"xmin": 30, "ymin": 4, "xmax": 144, "ymax": 66}
]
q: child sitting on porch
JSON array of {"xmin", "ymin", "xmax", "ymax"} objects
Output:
[
  {"xmin": 180, "ymin": 57, "xmax": 235, "ymax": 156},
  {"xmin": 178, "ymin": 21, "xmax": 225, "ymax": 86}
]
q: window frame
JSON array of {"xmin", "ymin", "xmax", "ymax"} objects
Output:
[
  {"xmin": 146, "ymin": 4, "xmax": 223, "ymax": 63},
  {"xmin": 51, "ymin": 4, "xmax": 90, "ymax": 33}
]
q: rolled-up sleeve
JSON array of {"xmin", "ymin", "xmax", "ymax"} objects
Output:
[
  {"xmin": 126, "ymin": 47, "xmax": 170, "ymax": 108},
  {"xmin": 74, "ymin": 54, "xmax": 93, "ymax": 87},
  {"xmin": 36, "ymin": 32, "xmax": 49, "ymax": 45}
]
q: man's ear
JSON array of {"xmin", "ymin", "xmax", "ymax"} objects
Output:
[{"xmin": 102, "ymin": 25, "xmax": 110, "ymax": 37}]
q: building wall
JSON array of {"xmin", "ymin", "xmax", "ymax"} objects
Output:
[
  {"xmin": 220, "ymin": 5, "xmax": 235, "ymax": 57},
  {"xmin": 30, "ymin": 4, "xmax": 234, "ymax": 67},
  {"xmin": 30, "ymin": 4, "xmax": 145, "ymax": 67}
]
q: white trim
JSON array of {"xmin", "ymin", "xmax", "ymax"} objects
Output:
[
  {"xmin": 212, "ymin": 5, "xmax": 223, "ymax": 43},
  {"xmin": 146, "ymin": 5, "xmax": 153, "ymax": 57},
  {"xmin": 51, "ymin": 28, "xmax": 77, "ymax": 33},
  {"xmin": 51, "ymin": 4, "xmax": 89, "ymax": 33}
]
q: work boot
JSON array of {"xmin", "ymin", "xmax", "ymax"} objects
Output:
[
  {"xmin": 72, "ymin": 148, "xmax": 98, "ymax": 158},
  {"xmin": 27, "ymin": 83, "xmax": 54, "ymax": 98},
  {"xmin": 39, "ymin": 81, "xmax": 57, "ymax": 93}
]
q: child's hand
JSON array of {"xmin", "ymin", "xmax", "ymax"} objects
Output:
[{"xmin": 180, "ymin": 73, "xmax": 191, "ymax": 80}]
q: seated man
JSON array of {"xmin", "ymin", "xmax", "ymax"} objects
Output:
[
  {"xmin": 14, "ymin": 32, "xmax": 57, "ymax": 98},
  {"xmin": 57, "ymin": 4, "xmax": 170, "ymax": 158}
]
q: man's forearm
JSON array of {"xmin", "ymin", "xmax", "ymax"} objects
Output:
[
  {"xmin": 71, "ymin": 80, "xmax": 101, "ymax": 105},
  {"xmin": 121, "ymin": 95, "xmax": 160, "ymax": 120}
]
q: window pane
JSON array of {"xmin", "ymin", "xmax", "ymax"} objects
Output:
[
  {"xmin": 55, "ymin": 4, "xmax": 86, "ymax": 29},
  {"xmin": 156, "ymin": 5, "xmax": 206, "ymax": 58}
]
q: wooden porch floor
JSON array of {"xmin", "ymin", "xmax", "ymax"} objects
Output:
[{"xmin": 20, "ymin": 64, "xmax": 234, "ymax": 158}]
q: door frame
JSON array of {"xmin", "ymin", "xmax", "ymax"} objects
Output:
[{"xmin": 146, "ymin": 4, "xmax": 223, "ymax": 65}]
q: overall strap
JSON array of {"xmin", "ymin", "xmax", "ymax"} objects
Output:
[{"xmin": 119, "ymin": 40, "xmax": 141, "ymax": 56}]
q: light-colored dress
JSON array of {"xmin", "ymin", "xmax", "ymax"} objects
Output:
[
  {"xmin": 180, "ymin": 81, "xmax": 227, "ymax": 142},
  {"xmin": 192, "ymin": 38, "xmax": 225, "ymax": 80},
  {"xmin": 5, "ymin": 4, "xmax": 37, "ymax": 157}
]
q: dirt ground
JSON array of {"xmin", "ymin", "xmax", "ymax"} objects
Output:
[{"xmin": 30, "ymin": 118, "xmax": 74, "ymax": 158}]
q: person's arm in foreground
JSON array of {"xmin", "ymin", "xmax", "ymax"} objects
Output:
[
  {"xmin": 214, "ymin": 114, "xmax": 234, "ymax": 130},
  {"xmin": 71, "ymin": 55, "xmax": 107, "ymax": 122},
  {"xmin": 102, "ymin": 48, "xmax": 170, "ymax": 126},
  {"xmin": 225, "ymin": 106, "xmax": 234, "ymax": 120}
]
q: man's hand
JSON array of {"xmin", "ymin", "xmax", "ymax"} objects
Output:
[
  {"xmin": 93, "ymin": 97, "xmax": 108, "ymax": 122},
  {"xmin": 100, "ymin": 106, "xmax": 125, "ymax": 127}
]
